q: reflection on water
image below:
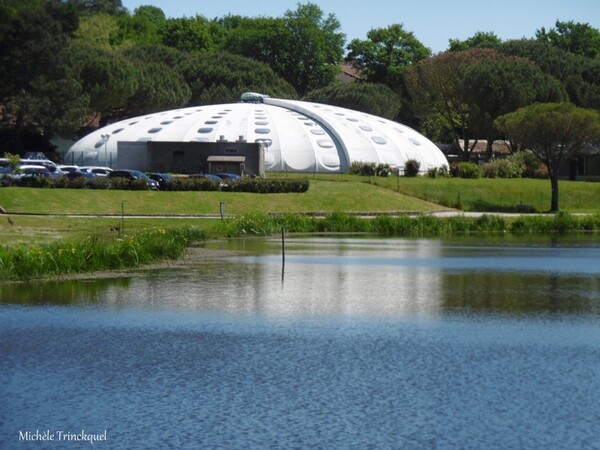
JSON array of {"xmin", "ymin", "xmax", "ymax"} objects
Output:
[
  {"xmin": 2, "ymin": 236, "xmax": 600, "ymax": 449},
  {"xmin": 2, "ymin": 236, "xmax": 599, "ymax": 316}
]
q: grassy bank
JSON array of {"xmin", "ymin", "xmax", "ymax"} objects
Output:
[
  {"xmin": 0, "ymin": 180, "xmax": 441, "ymax": 216},
  {"xmin": 2, "ymin": 212, "xmax": 600, "ymax": 281},
  {"xmin": 3, "ymin": 212, "xmax": 600, "ymax": 281},
  {"xmin": 2, "ymin": 175, "xmax": 600, "ymax": 281},
  {"xmin": 272, "ymin": 173, "xmax": 600, "ymax": 214},
  {"xmin": 213, "ymin": 211, "xmax": 600, "ymax": 237},
  {"xmin": 2, "ymin": 176, "xmax": 599, "ymax": 217},
  {"xmin": 0, "ymin": 226, "xmax": 206, "ymax": 281}
]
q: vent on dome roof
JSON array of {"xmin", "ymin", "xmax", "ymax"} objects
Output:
[{"xmin": 240, "ymin": 92, "xmax": 270, "ymax": 103}]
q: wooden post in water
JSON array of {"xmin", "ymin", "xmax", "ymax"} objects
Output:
[{"xmin": 281, "ymin": 227, "xmax": 285, "ymax": 281}]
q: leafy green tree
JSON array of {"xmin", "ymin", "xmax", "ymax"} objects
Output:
[
  {"xmin": 180, "ymin": 52, "xmax": 297, "ymax": 105},
  {"xmin": 161, "ymin": 16, "xmax": 215, "ymax": 52},
  {"xmin": 74, "ymin": 13, "xmax": 119, "ymax": 49},
  {"xmin": 448, "ymin": 31, "xmax": 502, "ymax": 52},
  {"xmin": 71, "ymin": 0, "xmax": 126, "ymax": 16},
  {"xmin": 406, "ymin": 49, "xmax": 502, "ymax": 160},
  {"xmin": 223, "ymin": 17, "xmax": 291, "ymax": 75},
  {"xmin": 113, "ymin": 5, "xmax": 166, "ymax": 46},
  {"xmin": 499, "ymin": 39, "xmax": 600, "ymax": 109},
  {"xmin": 536, "ymin": 20, "xmax": 600, "ymax": 59},
  {"xmin": 460, "ymin": 57, "xmax": 567, "ymax": 158},
  {"xmin": 346, "ymin": 24, "xmax": 431, "ymax": 90},
  {"xmin": 223, "ymin": 3, "xmax": 344, "ymax": 96},
  {"xmin": 70, "ymin": 41, "xmax": 138, "ymax": 120},
  {"xmin": 103, "ymin": 45, "xmax": 192, "ymax": 118},
  {"xmin": 495, "ymin": 103, "xmax": 600, "ymax": 212},
  {"xmin": 0, "ymin": 0, "xmax": 86, "ymax": 151},
  {"xmin": 283, "ymin": 2, "xmax": 345, "ymax": 95},
  {"xmin": 303, "ymin": 82, "xmax": 402, "ymax": 120}
]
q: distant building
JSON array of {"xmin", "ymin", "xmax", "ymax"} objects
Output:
[{"xmin": 65, "ymin": 94, "xmax": 449, "ymax": 175}]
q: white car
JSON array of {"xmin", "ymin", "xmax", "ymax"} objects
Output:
[
  {"xmin": 57, "ymin": 164, "xmax": 79, "ymax": 174},
  {"xmin": 79, "ymin": 166, "xmax": 113, "ymax": 177}
]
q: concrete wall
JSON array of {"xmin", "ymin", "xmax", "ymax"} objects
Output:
[
  {"xmin": 117, "ymin": 141, "xmax": 148, "ymax": 170},
  {"xmin": 146, "ymin": 141, "xmax": 263, "ymax": 175}
]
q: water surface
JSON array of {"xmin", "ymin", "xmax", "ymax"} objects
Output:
[{"xmin": 1, "ymin": 236, "xmax": 600, "ymax": 449}]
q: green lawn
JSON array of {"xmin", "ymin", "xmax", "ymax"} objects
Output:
[
  {"xmin": 273, "ymin": 173, "xmax": 600, "ymax": 214},
  {"xmin": 0, "ymin": 180, "xmax": 442, "ymax": 216},
  {"xmin": 1, "ymin": 175, "xmax": 600, "ymax": 246}
]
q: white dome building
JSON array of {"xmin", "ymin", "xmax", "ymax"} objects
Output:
[{"xmin": 65, "ymin": 94, "xmax": 448, "ymax": 174}]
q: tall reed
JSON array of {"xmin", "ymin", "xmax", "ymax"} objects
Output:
[{"xmin": 0, "ymin": 227, "xmax": 206, "ymax": 281}]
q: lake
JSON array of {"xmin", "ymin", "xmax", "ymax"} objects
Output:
[{"xmin": 1, "ymin": 236, "xmax": 600, "ymax": 449}]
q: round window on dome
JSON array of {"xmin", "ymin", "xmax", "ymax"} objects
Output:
[
  {"xmin": 255, "ymin": 128, "xmax": 271, "ymax": 134},
  {"xmin": 317, "ymin": 139, "xmax": 334, "ymax": 148},
  {"xmin": 198, "ymin": 127, "xmax": 213, "ymax": 134}
]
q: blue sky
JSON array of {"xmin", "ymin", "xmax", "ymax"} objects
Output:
[{"xmin": 121, "ymin": 0, "xmax": 599, "ymax": 53}]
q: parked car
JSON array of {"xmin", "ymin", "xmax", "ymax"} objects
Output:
[
  {"xmin": 79, "ymin": 166, "xmax": 113, "ymax": 177},
  {"xmin": 191, "ymin": 173, "xmax": 224, "ymax": 182},
  {"xmin": 147, "ymin": 173, "xmax": 172, "ymax": 189},
  {"xmin": 214, "ymin": 172, "xmax": 241, "ymax": 181},
  {"xmin": 66, "ymin": 169, "xmax": 98, "ymax": 186},
  {"xmin": 57, "ymin": 164, "xmax": 80, "ymax": 174},
  {"xmin": 108, "ymin": 169, "xmax": 159, "ymax": 190},
  {"xmin": 12, "ymin": 165, "xmax": 52, "ymax": 186}
]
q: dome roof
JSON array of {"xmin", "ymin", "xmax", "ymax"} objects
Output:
[{"xmin": 65, "ymin": 95, "xmax": 448, "ymax": 173}]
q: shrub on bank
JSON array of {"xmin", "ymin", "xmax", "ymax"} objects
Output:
[
  {"xmin": 230, "ymin": 178, "xmax": 309, "ymax": 193},
  {"xmin": 349, "ymin": 162, "xmax": 391, "ymax": 177},
  {"xmin": 404, "ymin": 159, "xmax": 420, "ymax": 177},
  {"xmin": 450, "ymin": 162, "xmax": 481, "ymax": 178}
]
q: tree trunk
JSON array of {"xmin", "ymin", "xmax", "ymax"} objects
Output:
[
  {"xmin": 549, "ymin": 173, "xmax": 560, "ymax": 212},
  {"xmin": 485, "ymin": 140, "xmax": 494, "ymax": 161}
]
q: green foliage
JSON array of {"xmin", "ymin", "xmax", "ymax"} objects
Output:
[
  {"xmin": 348, "ymin": 162, "xmax": 391, "ymax": 177},
  {"xmin": 222, "ymin": 3, "xmax": 344, "ymax": 95},
  {"xmin": 229, "ymin": 178, "xmax": 309, "ymax": 193},
  {"xmin": 448, "ymin": 31, "xmax": 502, "ymax": 51},
  {"xmin": 536, "ymin": 20, "xmax": 600, "ymax": 59},
  {"xmin": 161, "ymin": 16, "xmax": 215, "ymax": 53},
  {"xmin": 495, "ymin": 102, "xmax": 600, "ymax": 210},
  {"xmin": 303, "ymin": 82, "xmax": 402, "ymax": 120},
  {"xmin": 180, "ymin": 51, "xmax": 297, "ymax": 104},
  {"xmin": 508, "ymin": 151, "xmax": 544, "ymax": 178},
  {"xmin": 450, "ymin": 162, "xmax": 481, "ymax": 178},
  {"xmin": 404, "ymin": 159, "xmax": 420, "ymax": 177},
  {"xmin": 0, "ymin": 226, "xmax": 206, "ymax": 280},
  {"xmin": 427, "ymin": 165, "xmax": 449, "ymax": 178},
  {"xmin": 210, "ymin": 211, "xmax": 600, "ymax": 239},
  {"xmin": 349, "ymin": 161, "xmax": 376, "ymax": 176},
  {"xmin": 481, "ymin": 158, "xmax": 523, "ymax": 178},
  {"xmin": 499, "ymin": 39, "xmax": 600, "ymax": 110},
  {"xmin": 346, "ymin": 24, "xmax": 431, "ymax": 89}
]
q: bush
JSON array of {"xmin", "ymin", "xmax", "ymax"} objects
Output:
[
  {"xmin": 404, "ymin": 159, "xmax": 420, "ymax": 177},
  {"xmin": 427, "ymin": 165, "xmax": 449, "ymax": 178},
  {"xmin": 349, "ymin": 161, "xmax": 377, "ymax": 176},
  {"xmin": 450, "ymin": 162, "xmax": 480, "ymax": 178},
  {"xmin": 376, "ymin": 163, "xmax": 391, "ymax": 177},
  {"xmin": 230, "ymin": 178, "xmax": 309, "ymax": 193},
  {"xmin": 89, "ymin": 177, "xmax": 111, "ymax": 189},
  {"xmin": 481, "ymin": 158, "xmax": 523, "ymax": 178},
  {"xmin": 510, "ymin": 151, "xmax": 544, "ymax": 178}
]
